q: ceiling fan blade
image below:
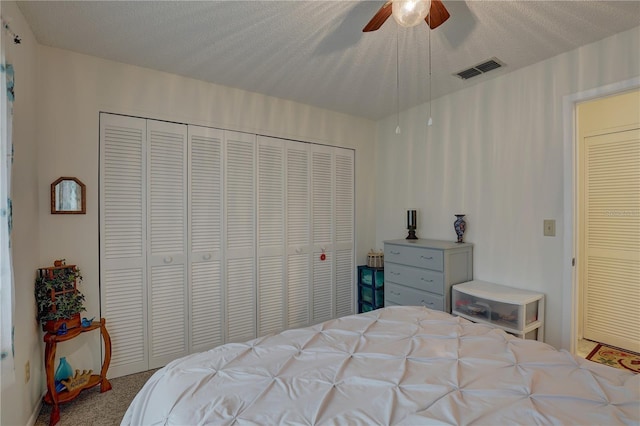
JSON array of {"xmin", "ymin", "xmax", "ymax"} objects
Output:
[
  {"xmin": 426, "ymin": 0, "xmax": 450, "ymax": 29},
  {"xmin": 363, "ymin": 1, "xmax": 393, "ymax": 32}
]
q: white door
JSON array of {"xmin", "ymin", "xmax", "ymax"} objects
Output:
[
  {"xmin": 577, "ymin": 89, "xmax": 640, "ymax": 353},
  {"xmin": 224, "ymin": 131, "xmax": 257, "ymax": 342},
  {"xmin": 100, "ymin": 114, "xmax": 356, "ymax": 376},
  {"xmin": 100, "ymin": 114, "xmax": 148, "ymax": 378},
  {"xmin": 188, "ymin": 125, "xmax": 224, "ymax": 352},
  {"xmin": 285, "ymin": 141, "xmax": 312, "ymax": 329},
  {"xmin": 334, "ymin": 148, "xmax": 355, "ymax": 318},
  {"xmin": 146, "ymin": 120, "xmax": 189, "ymax": 368},
  {"xmin": 311, "ymin": 145, "xmax": 335, "ymax": 324},
  {"xmin": 256, "ymin": 136, "xmax": 286, "ymax": 336}
]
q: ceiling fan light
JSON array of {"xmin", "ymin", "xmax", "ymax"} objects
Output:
[{"xmin": 392, "ymin": 0, "xmax": 431, "ymax": 28}]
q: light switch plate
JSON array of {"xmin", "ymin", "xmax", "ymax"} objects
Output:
[{"xmin": 543, "ymin": 219, "xmax": 556, "ymax": 237}]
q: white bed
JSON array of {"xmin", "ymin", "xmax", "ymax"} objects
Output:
[{"xmin": 122, "ymin": 306, "xmax": 639, "ymax": 425}]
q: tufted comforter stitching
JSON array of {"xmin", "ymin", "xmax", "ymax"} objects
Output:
[{"xmin": 122, "ymin": 306, "xmax": 639, "ymax": 425}]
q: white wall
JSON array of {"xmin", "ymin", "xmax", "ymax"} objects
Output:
[
  {"xmin": 33, "ymin": 44, "xmax": 377, "ymax": 385},
  {"xmin": 375, "ymin": 26, "xmax": 640, "ymax": 349},
  {"xmin": 3, "ymin": 5, "xmax": 376, "ymax": 421},
  {"xmin": 6, "ymin": 2, "xmax": 638, "ymax": 421},
  {"xmin": 0, "ymin": 2, "xmax": 43, "ymax": 426}
]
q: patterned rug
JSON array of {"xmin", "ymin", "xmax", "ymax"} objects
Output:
[{"xmin": 586, "ymin": 343, "xmax": 640, "ymax": 373}]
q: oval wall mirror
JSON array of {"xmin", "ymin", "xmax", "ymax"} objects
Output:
[{"xmin": 51, "ymin": 177, "xmax": 86, "ymax": 214}]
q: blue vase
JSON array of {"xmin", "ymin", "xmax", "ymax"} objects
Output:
[
  {"xmin": 454, "ymin": 214, "xmax": 466, "ymax": 243},
  {"xmin": 54, "ymin": 357, "xmax": 73, "ymax": 382}
]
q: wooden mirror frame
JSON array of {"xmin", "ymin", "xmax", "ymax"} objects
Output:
[{"xmin": 51, "ymin": 177, "xmax": 86, "ymax": 214}]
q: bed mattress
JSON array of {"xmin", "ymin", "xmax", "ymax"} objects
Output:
[{"xmin": 122, "ymin": 306, "xmax": 639, "ymax": 425}]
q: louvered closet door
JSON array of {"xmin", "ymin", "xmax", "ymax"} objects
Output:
[
  {"xmin": 286, "ymin": 141, "xmax": 312, "ymax": 329},
  {"xmin": 311, "ymin": 145, "xmax": 335, "ymax": 324},
  {"xmin": 100, "ymin": 114, "xmax": 148, "ymax": 378},
  {"xmin": 188, "ymin": 126, "xmax": 224, "ymax": 352},
  {"xmin": 334, "ymin": 148, "xmax": 355, "ymax": 318},
  {"xmin": 147, "ymin": 120, "xmax": 189, "ymax": 368},
  {"xmin": 583, "ymin": 128, "xmax": 640, "ymax": 351},
  {"xmin": 225, "ymin": 131, "xmax": 257, "ymax": 342},
  {"xmin": 256, "ymin": 136, "xmax": 286, "ymax": 336}
]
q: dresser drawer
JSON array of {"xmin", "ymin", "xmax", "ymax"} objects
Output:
[
  {"xmin": 384, "ymin": 244, "xmax": 443, "ymax": 271},
  {"xmin": 385, "ymin": 283, "xmax": 444, "ymax": 311},
  {"xmin": 385, "ymin": 263, "xmax": 444, "ymax": 295}
]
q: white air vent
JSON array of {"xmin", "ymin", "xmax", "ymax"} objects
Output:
[{"xmin": 454, "ymin": 58, "xmax": 504, "ymax": 80}]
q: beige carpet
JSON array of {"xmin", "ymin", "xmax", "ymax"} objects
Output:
[{"xmin": 35, "ymin": 369, "xmax": 158, "ymax": 426}]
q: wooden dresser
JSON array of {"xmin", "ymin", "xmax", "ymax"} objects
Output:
[{"xmin": 383, "ymin": 239, "xmax": 473, "ymax": 312}]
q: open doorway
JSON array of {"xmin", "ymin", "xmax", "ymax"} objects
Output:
[
  {"xmin": 574, "ymin": 89, "xmax": 639, "ymax": 357},
  {"xmin": 561, "ymin": 78, "xmax": 640, "ymax": 356}
]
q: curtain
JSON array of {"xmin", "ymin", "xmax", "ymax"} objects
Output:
[{"xmin": 0, "ymin": 17, "xmax": 15, "ymax": 388}]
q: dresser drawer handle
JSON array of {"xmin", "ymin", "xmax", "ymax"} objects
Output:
[
  {"xmin": 420, "ymin": 277, "xmax": 433, "ymax": 282},
  {"xmin": 390, "ymin": 271, "xmax": 400, "ymax": 276},
  {"xmin": 390, "ymin": 250, "xmax": 400, "ymax": 255},
  {"xmin": 421, "ymin": 300, "xmax": 435, "ymax": 307},
  {"xmin": 390, "ymin": 290, "xmax": 401, "ymax": 296},
  {"xmin": 420, "ymin": 255, "xmax": 433, "ymax": 260}
]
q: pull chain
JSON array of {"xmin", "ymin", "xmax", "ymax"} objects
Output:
[
  {"xmin": 396, "ymin": 26, "xmax": 401, "ymax": 135},
  {"xmin": 427, "ymin": 14, "xmax": 433, "ymax": 127}
]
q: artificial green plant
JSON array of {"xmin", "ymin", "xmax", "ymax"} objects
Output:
[{"xmin": 35, "ymin": 263, "xmax": 86, "ymax": 323}]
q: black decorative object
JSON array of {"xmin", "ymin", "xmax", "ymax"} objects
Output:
[
  {"xmin": 454, "ymin": 214, "xmax": 466, "ymax": 243},
  {"xmin": 407, "ymin": 209, "xmax": 418, "ymax": 240}
]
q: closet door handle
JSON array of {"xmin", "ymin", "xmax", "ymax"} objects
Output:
[
  {"xmin": 295, "ymin": 248, "xmax": 303, "ymax": 254},
  {"xmin": 203, "ymin": 253, "xmax": 212, "ymax": 260},
  {"xmin": 163, "ymin": 256, "xmax": 173, "ymax": 264}
]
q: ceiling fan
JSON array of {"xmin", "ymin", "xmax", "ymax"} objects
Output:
[{"xmin": 363, "ymin": 0, "xmax": 450, "ymax": 32}]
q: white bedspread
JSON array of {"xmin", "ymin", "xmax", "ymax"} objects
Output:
[{"xmin": 122, "ymin": 306, "xmax": 639, "ymax": 425}]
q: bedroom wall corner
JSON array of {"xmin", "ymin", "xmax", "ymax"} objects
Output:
[
  {"xmin": 374, "ymin": 25, "xmax": 640, "ymax": 350},
  {"xmin": 34, "ymin": 45, "xmax": 377, "ymax": 378},
  {"xmin": 0, "ymin": 2, "xmax": 44, "ymax": 426}
]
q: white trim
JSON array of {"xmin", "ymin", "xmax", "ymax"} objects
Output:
[
  {"xmin": 26, "ymin": 394, "xmax": 44, "ymax": 426},
  {"xmin": 561, "ymin": 76, "xmax": 640, "ymax": 353}
]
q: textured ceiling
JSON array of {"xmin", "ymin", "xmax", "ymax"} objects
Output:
[{"xmin": 16, "ymin": 1, "xmax": 640, "ymax": 121}]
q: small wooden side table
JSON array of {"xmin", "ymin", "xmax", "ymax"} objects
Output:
[{"xmin": 43, "ymin": 318, "xmax": 112, "ymax": 426}]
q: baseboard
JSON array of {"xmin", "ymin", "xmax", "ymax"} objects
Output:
[{"xmin": 26, "ymin": 392, "xmax": 45, "ymax": 426}]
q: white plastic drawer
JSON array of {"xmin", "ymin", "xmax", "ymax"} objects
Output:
[
  {"xmin": 452, "ymin": 287, "xmax": 540, "ymax": 331},
  {"xmin": 385, "ymin": 263, "xmax": 444, "ymax": 295},
  {"xmin": 385, "ymin": 283, "xmax": 444, "ymax": 311},
  {"xmin": 384, "ymin": 244, "xmax": 443, "ymax": 271}
]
